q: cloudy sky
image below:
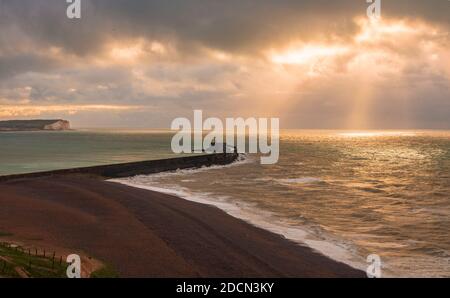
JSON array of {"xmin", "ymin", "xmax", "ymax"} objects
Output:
[{"xmin": 0, "ymin": 0, "xmax": 449, "ymax": 128}]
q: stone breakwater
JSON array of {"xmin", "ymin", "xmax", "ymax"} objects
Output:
[{"xmin": 0, "ymin": 153, "xmax": 240, "ymax": 182}]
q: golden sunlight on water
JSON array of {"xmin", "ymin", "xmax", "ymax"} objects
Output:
[
  {"xmin": 119, "ymin": 130, "xmax": 450, "ymax": 277},
  {"xmin": 338, "ymin": 131, "xmax": 417, "ymax": 138},
  {"xmin": 1, "ymin": 130, "xmax": 449, "ymax": 276}
]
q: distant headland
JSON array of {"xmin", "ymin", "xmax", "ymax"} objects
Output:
[{"xmin": 0, "ymin": 119, "xmax": 70, "ymax": 131}]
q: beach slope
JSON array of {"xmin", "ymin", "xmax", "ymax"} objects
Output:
[{"xmin": 0, "ymin": 175, "xmax": 365, "ymax": 277}]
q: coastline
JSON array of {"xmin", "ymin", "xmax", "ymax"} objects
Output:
[
  {"xmin": 0, "ymin": 156, "xmax": 365, "ymax": 278},
  {"xmin": 114, "ymin": 177, "xmax": 368, "ymax": 275},
  {"xmin": 0, "ymin": 153, "xmax": 239, "ymax": 182}
]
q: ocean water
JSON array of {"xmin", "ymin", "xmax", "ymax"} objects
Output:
[
  {"xmin": 1, "ymin": 129, "xmax": 449, "ymax": 277},
  {"xmin": 0, "ymin": 129, "xmax": 181, "ymax": 175}
]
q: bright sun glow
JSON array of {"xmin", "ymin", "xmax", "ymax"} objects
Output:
[
  {"xmin": 109, "ymin": 40, "xmax": 167, "ymax": 62},
  {"xmin": 354, "ymin": 18, "xmax": 425, "ymax": 43},
  {"xmin": 111, "ymin": 45, "xmax": 143, "ymax": 61},
  {"xmin": 271, "ymin": 45, "xmax": 348, "ymax": 65},
  {"xmin": 339, "ymin": 131, "xmax": 416, "ymax": 138}
]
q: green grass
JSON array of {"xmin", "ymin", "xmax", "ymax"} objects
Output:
[
  {"xmin": 90, "ymin": 265, "xmax": 119, "ymax": 278},
  {"xmin": 0, "ymin": 242, "xmax": 68, "ymax": 278},
  {"xmin": 0, "ymin": 242, "xmax": 119, "ymax": 278}
]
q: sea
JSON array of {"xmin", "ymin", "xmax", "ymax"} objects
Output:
[{"xmin": 1, "ymin": 129, "xmax": 449, "ymax": 277}]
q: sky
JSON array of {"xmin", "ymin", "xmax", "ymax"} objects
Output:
[{"xmin": 0, "ymin": 0, "xmax": 449, "ymax": 129}]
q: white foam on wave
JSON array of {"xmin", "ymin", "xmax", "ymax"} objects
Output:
[{"xmin": 140, "ymin": 153, "xmax": 254, "ymax": 181}]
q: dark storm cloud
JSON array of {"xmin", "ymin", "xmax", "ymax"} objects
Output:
[
  {"xmin": 1, "ymin": 0, "xmax": 448, "ymax": 57},
  {"xmin": 0, "ymin": 53, "xmax": 59, "ymax": 79},
  {"xmin": 0, "ymin": 0, "xmax": 448, "ymax": 77}
]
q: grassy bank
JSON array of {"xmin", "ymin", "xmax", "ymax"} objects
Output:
[
  {"xmin": 0, "ymin": 242, "xmax": 68, "ymax": 278},
  {"xmin": 0, "ymin": 242, "xmax": 118, "ymax": 278}
]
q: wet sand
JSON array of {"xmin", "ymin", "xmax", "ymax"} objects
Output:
[{"xmin": 0, "ymin": 175, "xmax": 365, "ymax": 277}]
